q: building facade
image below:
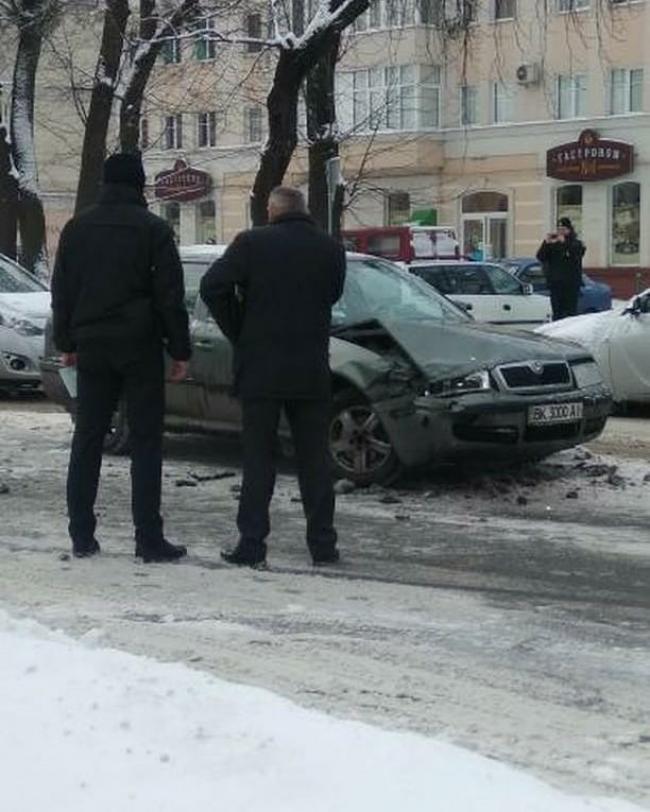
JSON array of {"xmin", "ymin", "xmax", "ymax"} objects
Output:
[{"xmin": 3, "ymin": 0, "xmax": 649, "ymax": 293}]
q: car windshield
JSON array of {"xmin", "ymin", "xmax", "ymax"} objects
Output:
[
  {"xmin": 0, "ymin": 255, "xmax": 46, "ymax": 293},
  {"xmin": 333, "ymin": 257, "xmax": 468, "ymax": 328}
]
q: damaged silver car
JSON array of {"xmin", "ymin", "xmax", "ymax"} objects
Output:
[{"xmin": 41, "ymin": 250, "xmax": 611, "ymax": 485}]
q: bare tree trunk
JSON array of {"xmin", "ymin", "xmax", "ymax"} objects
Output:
[
  {"xmin": 249, "ymin": 0, "xmax": 368, "ymax": 227},
  {"xmin": 0, "ymin": 126, "xmax": 18, "ymax": 259},
  {"xmin": 119, "ymin": 0, "xmax": 198, "ymax": 153},
  {"xmin": 306, "ymin": 32, "xmax": 340, "ymax": 233},
  {"xmin": 11, "ymin": 16, "xmax": 48, "ymax": 277},
  {"xmin": 75, "ymin": 0, "xmax": 130, "ymax": 212},
  {"xmin": 250, "ymin": 52, "xmax": 302, "ymax": 227}
]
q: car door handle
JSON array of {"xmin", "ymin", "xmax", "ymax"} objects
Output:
[{"xmin": 503, "ymin": 304, "xmax": 512, "ymax": 311}]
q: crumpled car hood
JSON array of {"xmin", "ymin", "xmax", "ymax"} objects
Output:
[{"xmin": 378, "ymin": 318, "xmax": 590, "ymax": 381}]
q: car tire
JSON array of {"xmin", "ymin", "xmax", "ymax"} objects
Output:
[{"xmin": 329, "ymin": 390, "xmax": 402, "ymax": 487}]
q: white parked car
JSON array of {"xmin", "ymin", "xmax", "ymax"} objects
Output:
[
  {"xmin": 409, "ymin": 261, "xmax": 552, "ymax": 326},
  {"xmin": 537, "ymin": 290, "xmax": 650, "ymax": 404},
  {"xmin": 0, "ymin": 254, "xmax": 50, "ymax": 394}
]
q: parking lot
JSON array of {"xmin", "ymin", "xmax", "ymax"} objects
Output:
[{"xmin": 0, "ymin": 396, "xmax": 649, "ymax": 806}]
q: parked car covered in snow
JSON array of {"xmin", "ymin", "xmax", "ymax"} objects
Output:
[
  {"xmin": 41, "ymin": 249, "xmax": 611, "ymax": 485},
  {"xmin": 0, "ymin": 254, "xmax": 50, "ymax": 394},
  {"xmin": 537, "ymin": 290, "xmax": 650, "ymax": 405},
  {"xmin": 408, "ymin": 260, "xmax": 552, "ymax": 326},
  {"xmin": 502, "ymin": 257, "xmax": 612, "ymax": 314}
]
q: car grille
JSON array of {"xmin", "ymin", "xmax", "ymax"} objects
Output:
[{"xmin": 495, "ymin": 361, "xmax": 572, "ymax": 393}]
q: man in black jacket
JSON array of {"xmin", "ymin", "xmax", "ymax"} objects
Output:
[
  {"xmin": 536, "ymin": 217, "xmax": 585, "ymax": 320},
  {"xmin": 200, "ymin": 186, "xmax": 346, "ymax": 567},
  {"xmin": 51, "ymin": 153, "xmax": 191, "ymax": 562}
]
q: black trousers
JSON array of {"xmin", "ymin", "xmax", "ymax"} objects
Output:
[
  {"xmin": 237, "ymin": 398, "xmax": 337, "ymax": 555},
  {"xmin": 67, "ymin": 342, "xmax": 165, "ymax": 547},
  {"xmin": 550, "ymin": 286, "xmax": 580, "ymax": 321}
]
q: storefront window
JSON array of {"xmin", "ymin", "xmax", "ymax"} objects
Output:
[
  {"xmin": 611, "ymin": 182, "xmax": 640, "ymax": 265},
  {"xmin": 162, "ymin": 202, "xmax": 180, "ymax": 242},
  {"xmin": 556, "ymin": 185, "xmax": 582, "ymax": 236},
  {"xmin": 197, "ymin": 200, "xmax": 216, "ymax": 244}
]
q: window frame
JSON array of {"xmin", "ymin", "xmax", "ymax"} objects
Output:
[
  {"xmin": 460, "ymin": 84, "xmax": 479, "ymax": 126},
  {"xmin": 245, "ymin": 106, "xmax": 263, "ymax": 144},
  {"xmin": 195, "ymin": 17, "xmax": 216, "ymax": 61},
  {"xmin": 197, "ymin": 111, "xmax": 217, "ymax": 149},
  {"xmin": 161, "ymin": 35, "xmax": 182, "ymax": 65},
  {"xmin": 494, "ymin": 0, "xmax": 516, "ymax": 21},
  {"xmin": 556, "ymin": 73, "xmax": 587, "ymax": 119},
  {"xmin": 609, "ymin": 67, "xmax": 644, "ymax": 115},
  {"xmin": 246, "ymin": 13, "xmax": 263, "ymax": 53},
  {"xmin": 492, "ymin": 81, "xmax": 515, "ymax": 124},
  {"xmin": 556, "ymin": 0, "xmax": 590, "ymax": 13},
  {"xmin": 163, "ymin": 114, "xmax": 183, "ymax": 150}
]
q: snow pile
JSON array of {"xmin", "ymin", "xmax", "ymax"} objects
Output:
[{"xmin": 0, "ymin": 612, "xmax": 641, "ymax": 812}]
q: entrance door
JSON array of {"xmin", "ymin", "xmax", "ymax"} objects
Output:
[
  {"xmin": 461, "ymin": 191, "xmax": 509, "ymax": 261},
  {"xmin": 462, "ymin": 215, "xmax": 508, "ymax": 260}
]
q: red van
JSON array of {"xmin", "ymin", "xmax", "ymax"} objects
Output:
[{"xmin": 341, "ymin": 225, "xmax": 460, "ymax": 263}]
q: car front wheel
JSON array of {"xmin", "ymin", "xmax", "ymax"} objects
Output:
[{"xmin": 329, "ymin": 391, "xmax": 401, "ymax": 487}]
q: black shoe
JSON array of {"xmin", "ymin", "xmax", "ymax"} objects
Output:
[
  {"xmin": 72, "ymin": 539, "xmax": 101, "ymax": 559},
  {"xmin": 221, "ymin": 541, "xmax": 267, "ymax": 568},
  {"xmin": 312, "ymin": 548, "xmax": 340, "ymax": 567},
  {"xmin": 135, "ymin": 538, "xmax": 187, "ymax": 563}
]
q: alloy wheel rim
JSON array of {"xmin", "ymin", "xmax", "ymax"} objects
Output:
[{"xmin": 329, "ymin": 405, "xmax": 392, "ymax": 475}]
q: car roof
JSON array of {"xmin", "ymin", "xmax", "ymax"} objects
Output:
[
  {"xmin": 180, "ymin": 246, "xmax": 385, "ymax": 262},
  {"xmin": 409, "ymin": 260, "xmax": 503, "ymax": 269}
]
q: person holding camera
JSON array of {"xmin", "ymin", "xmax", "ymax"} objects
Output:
[{"xmin": 536, "ymin": 217, "xmax": 586, "ymax": 321}]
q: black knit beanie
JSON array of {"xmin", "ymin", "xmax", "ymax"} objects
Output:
[{"xmin": 103, "ymin": 153, "xmax": 146, "ymax": 190}]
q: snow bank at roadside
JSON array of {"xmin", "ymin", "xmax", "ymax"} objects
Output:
[{"xmin": 0, "ymin": 612, "xmax": 641, "ymax": 812}]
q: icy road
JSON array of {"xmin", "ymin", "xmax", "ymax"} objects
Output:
[{"xmin": 0, "ymin": 401, "xmax": 649, "ymax": 808}]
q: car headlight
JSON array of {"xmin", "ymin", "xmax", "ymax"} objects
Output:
[
  {"xmin": 0, "ymin": 310, "xmax": 44, "ymax": 337},
  {"xmin": 572, "ymin": 361, "xmax": 603, "ymax": 388},
  {"xmin": 427, "ymin": 369, "xmax": 492, "ymax": 397}
]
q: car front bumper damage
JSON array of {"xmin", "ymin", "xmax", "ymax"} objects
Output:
[{"xmin": 374, "ymin": 384, "xmax": 612, "ymax": 468}]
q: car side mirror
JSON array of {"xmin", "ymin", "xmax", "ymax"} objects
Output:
[
  {"xmin": 522, "ymin": 283, "xmax": 534, "ymax": 296},
  {"xmin": 623, "ymin": 296, "xmax": 642, "ymax": 317}
]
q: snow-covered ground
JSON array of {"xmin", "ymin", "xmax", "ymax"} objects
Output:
[
  {"xmin": 0, "ymin": 610, "xmax": 643, "ymax": 812},
  {"xmin": 1, "ymin": 405, "xmax": 649, "ymax": 809}
]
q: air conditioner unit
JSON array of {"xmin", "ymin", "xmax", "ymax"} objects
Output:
[{"xmin": 516, "ymin": 64, "xmax": 541, "ymax": 86}]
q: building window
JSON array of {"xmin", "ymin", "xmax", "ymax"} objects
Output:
[
  {"xmin": 461, "ymin": 192, "xmax": 509, "ymax": 261},
  {"xmin": 460, "ymin": 85, "xmax": 478, "ymax": 126},
  {"xmin": 462, "ymin": 0, "xmax": 478, "ymax": 23},
  {"xmin": 557, "ymin": 74, "xmax": 587, "ymax": 119},
  {"xmin": 197, "ymin": 111, "xmax": 217, "ymax": 148},
  {"xmin": 609, "ymin": 68, "xmax": 643, "ymax": 114},
  {"xmin": 161, "ymin": 36, "xmax": 181, "ymax": 65},
  {"xmin": 195, "ymin": 17, "xmax": 216, "ymax": 61},
  {"xmin": 162, "ymin": 202, "xmax": 180, "ymax": 242},
  {"xmin": 557, "ymin": 0, "xmax": 589, "ymax": 11},
  {"xmin": 387, "ymin": 191, "xmax": 411, "ymax": 225},
  {"xmin": 246, "ymin": 13, "xmax": 263, "ymax": 52},
  {"xmin": 495, "ymin": 0, "xmax": 516, "ymax": 19},
  {"xmin": 556, "ymin": 185, "xmax": 583, "ymax": 237},
  {"xmin": 492, "ymin": 81, "xmax": 514, "ymax": 123},
  {"xmin": 342, "ymin": 64, "xmax": 440, "ymax": 133},
  {"xmin": 197, "ymin": 199, "xmax": 216, "ymax": 244},
  {"xmin": 163, "ymin": 115, "xmax": 183, "ymax": 150},
  {"xmin": 611, "ymin": 182, "xmax": 640, "ymax": 265},
  {"xmin": 245, "ymin": 106, "xmax": 263, "ymax": 143},
  {"xmin": 140, "ymin": 116, "xmax": 149, "ymax": 150}
]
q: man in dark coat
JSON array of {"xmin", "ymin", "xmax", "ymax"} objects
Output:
[
  {"xmin": 51, "ymin": 153, "xmax": 191, "ymax": 562},
  {"xmin": 536, "ymin": 217, "xmax": 585, "ymax": 320},
  {"xmin": 200, "ymin": 186, "xmax": 346, "ymax": 567}
]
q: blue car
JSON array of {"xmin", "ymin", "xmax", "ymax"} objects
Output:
[{"xmin": 501, "ymin": 257, "xmax": 612, "ymax": 314}]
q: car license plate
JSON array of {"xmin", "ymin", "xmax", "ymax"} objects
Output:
[{"xmin": 528, "ymin": 402, "xmax": 583, "ymax": 425}]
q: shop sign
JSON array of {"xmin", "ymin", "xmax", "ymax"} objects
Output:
[
  {"xmin": 546, "ymin": 129, "xmax": 633, "ymax": 182},
  {"xmin": 154, "ymin": 159, "xmax": 212, "ymax": 202}
]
